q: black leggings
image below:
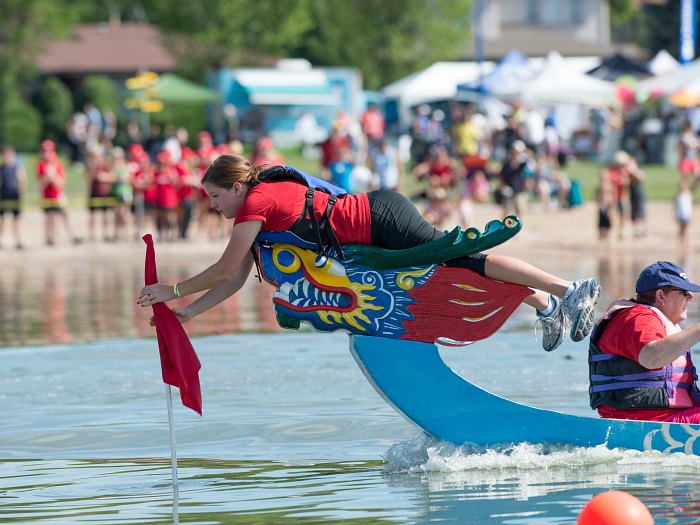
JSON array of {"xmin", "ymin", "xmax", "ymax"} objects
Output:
[{"xmin": 367, "ymin": 190, "xmax": 487, "ymax": 275}]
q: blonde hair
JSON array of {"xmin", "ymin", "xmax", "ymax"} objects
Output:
[{"xmin": 202, "ymin": 154, "xmax": 264, "ymax": 189}]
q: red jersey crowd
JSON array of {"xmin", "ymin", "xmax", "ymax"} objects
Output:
[{"xmin": 33, "ymin": 132, "xmax": 286, "ymax": 246}]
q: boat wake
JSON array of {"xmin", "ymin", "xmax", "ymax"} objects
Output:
[{"xmin": 383, "ymin": 434, "xmax": 700, "ymax": 475}]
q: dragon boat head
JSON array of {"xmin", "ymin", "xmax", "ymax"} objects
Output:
[
  {"xmin": 256, "ymin": 241, "xmax": 400, "ymax": 335},
  {"xmin": 254, "ymin": 219, "xmax": 532, "ymax": 343}
]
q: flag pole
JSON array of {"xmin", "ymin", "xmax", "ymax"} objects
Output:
[{"xmin": 165, "ymin": 384, "xmax": 180, "ymax": 524}]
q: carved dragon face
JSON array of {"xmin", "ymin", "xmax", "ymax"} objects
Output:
[
  {"xmin": 256, "ymin": 239, "xmax": 533, "ymax": 344},
  {"xmin": 258, "ymin": 243, "xmax": 418, "ymax": 336}
]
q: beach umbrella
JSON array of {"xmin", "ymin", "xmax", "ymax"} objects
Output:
[{"xmin": 668, "ymin": 89, "xmax": 700, "ymax": 108}]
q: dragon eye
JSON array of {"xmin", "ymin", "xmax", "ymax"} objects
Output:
[{"xmin": 273, "ymin": 247, "xmax": 301, "ymax": 273}]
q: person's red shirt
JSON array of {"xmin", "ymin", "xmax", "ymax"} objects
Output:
[
  {"xmin": 596, "ymin": 305, "xmax": 699, "ymax": 421},
  {"xmin": 361, "ymin": 109, "xmax": 385, "ymax": 140},
  {"xmin": 133, "ymin": 165, "xmax": 157, "ymax": 205},
  {"xmin": 176, "ymin": 163, "xmax": 197, "ymax": 201},
  {"xmin": 235, "ymin": 180, "xmax": 371, "ymax": 244},
  {"xmin": 155, "ymin": 166, "xmax": 180, "ymax": 209},
  {"xmin": 37, "ymin": 157, "xmax": 65, "ymax": 200},
  {"xmin": 606, "ymin": 166, "xmax": 627, "ymax": 202},
  {"xmin": 320, "ymin": 134, "xmax": 350, "ymax": 168}
]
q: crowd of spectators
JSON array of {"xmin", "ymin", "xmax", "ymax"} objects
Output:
[
  {"xmin": 0, "ymin": 99, "xmax": 696, "ymax": 251},
  {"xmin": 404, "ymin": 102, "xmax": 581, "ymax": 229}
]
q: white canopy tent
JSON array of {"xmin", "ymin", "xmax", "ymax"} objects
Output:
[
  {"xmin": 382, "ymin": 61, "xmax": 496, "ymax": 107},
  {"xmin": 382, "ymin": 61, "xmax": 496, "ymax": 131},
  {"xmin": 647, "ymin": 49, "xmax": 681, "ymax": 76},
  {"xmin": 637, "ymin": 56, "xmax": 700, "ymax": 97},
  {"xmin": 491, "ymin": 51, "xmax": 615, "ymax": 106}
]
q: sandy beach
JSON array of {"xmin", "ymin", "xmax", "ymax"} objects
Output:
[{"xmin": 0, "ymin": 200, "xmax": 690, "ymax": 267}]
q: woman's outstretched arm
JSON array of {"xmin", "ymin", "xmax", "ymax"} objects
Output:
[
  {"xmin": 138, "ymin": 219, "xmax": 262, "ymax": 306},
  {"xmin": 170, "ymin": 252, "xmax": 255, "ymax": 323}
]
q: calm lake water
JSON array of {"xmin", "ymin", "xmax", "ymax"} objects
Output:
[{"xmin": 3, "ymin": 249, "xmax": 700, "ymax": 524}]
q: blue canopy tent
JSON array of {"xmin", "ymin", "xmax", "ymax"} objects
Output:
[{"xmin": 456, "ymin": 49, "xmax": 534, "ymax": 100}]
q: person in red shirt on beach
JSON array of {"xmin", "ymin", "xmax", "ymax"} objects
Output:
[
  {"xmin": 360, "ymin": 104, "xmax": 385, "ymax": 150},
  {"xmin": 250, "ymin": 136, "xmax": 284, "ymax": 168},
  {"xmin": 130, "ymin": 146, "xmax": 156, "ymax": 240},
  {"xmin": 138, "ymin": 154, "xmax": 601, "ymax": 353},
  {"xmin": 590, "ymin": 261, "xmax": 700, "ymax": 423},
  {"xmin": 176, "ymin": 148, "xmax": 201, "ymax": 240},
  {"xmin": 154, "ymin": 151, "xmax": 180, "ymax": 242},
  {"xmin": 602, "ymin": 150, "xmax": 630, "ymax": 240},
  {"xmin": 36, "ymin": 140, "xmax": 81, "ymax": 246},
  {"xmin": 319, "ymin": 123, "xmax": 351, "ymax": 179}
]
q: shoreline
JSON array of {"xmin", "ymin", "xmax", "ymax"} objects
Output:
[{"xmin": 0, "ymin": 200, "xmax": 690, "ymax": 264}]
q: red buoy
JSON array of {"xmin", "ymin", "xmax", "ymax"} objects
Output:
[{"xmin": 578, "ymin": 490, "xmax": 653, "ymax": 525}]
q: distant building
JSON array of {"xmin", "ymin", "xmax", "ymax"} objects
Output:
[
  {"xmin": 468, "ymin": 0, "xmax": 615, "ymax": 59},
  {"xmin": 37, "ymin": 22, "xmax": 176, "ymax": 91}
]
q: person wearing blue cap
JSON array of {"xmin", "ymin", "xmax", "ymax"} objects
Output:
[{"xmin": 589, "ymin": 261, "xmax": 700, "ymax": 423}]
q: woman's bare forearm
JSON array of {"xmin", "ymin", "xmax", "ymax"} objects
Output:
[{"xmin": 187, "ymin": 255, "xmax": 253, "ymax": 318}]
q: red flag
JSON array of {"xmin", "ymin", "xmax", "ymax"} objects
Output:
[{"xmin": 143, "ymin": 234, "xmax": 202, "ymax": 415}]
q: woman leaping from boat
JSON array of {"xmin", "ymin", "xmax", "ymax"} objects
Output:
[{"xmin": 138, "ymin": 154, "xmax": 600, "ymax": 352}]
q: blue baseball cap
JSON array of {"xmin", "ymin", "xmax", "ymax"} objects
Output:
[{"xmin": 636, "ymin": 261, "xmax": 700, "ymax": 293}]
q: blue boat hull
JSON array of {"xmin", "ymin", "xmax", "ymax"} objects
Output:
[{"xmin": 349, "ymin": 334, "xmax": 700, "ymax": 455}]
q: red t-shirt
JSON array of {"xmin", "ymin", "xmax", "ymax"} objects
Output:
[
  {"xmin": 176, "ymin": 163, "xmax": 196, "ymax": 200},
  {"xmin": 37, "ymin": 159, "xmax": 65, "ymax": 200},
  {"xmin": 235, "ymin": 180, "xmax": 371, "ymax": 244},
  {"xmin": 155, "ymin": 167, "xmax": 180, "ymax": 209},
  {"xmin": 598, "ymin": 306, "xmax": 666, "ymax": 362},
  {"xmin": 320, "ymin": 135, "xmax": 351, "ymax": 168},
  {"xmin": 596, "ymin": 304, "xmax": 696, "ymax": 421},
  {"xmin": 361, "ymin": 110, "xmax": 385, "ymax": 140},
  {"xmin": 606, "ymin": 167, "xmax": 627, "ymax": 201}
]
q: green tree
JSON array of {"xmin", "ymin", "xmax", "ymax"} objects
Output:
[
  {"xmin": 300, "ymin": 0, "xmax": 472, "ymax": 89},
  {"xmin": 78, "ymin": 75, "xmax": 121, "ymax": 113},
  {"xmin": 643, "ymin": 1, "xmax": 684, "ymax": 58},
  {"xmin": 5, "ymin": 92, "xmax": 42, "ymax": 151},
  {"xmin": 0, "ymin": 0, "xmax": 79, "ymax": 144},
  {"xmin": 608, "ymin": 0, "xmax": 638, "ymax": 25},
  {"xmin": 33, "ymin": 76, "xmax": 74, "ymax": 141},
  {"xmin": 140, "ymin": 0, "xmax": 313, "ymax": 78}
]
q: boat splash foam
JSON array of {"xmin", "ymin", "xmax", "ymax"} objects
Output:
[{"xmin": 383, "ymin": 434, "xmax": 700, "ymax": 475}]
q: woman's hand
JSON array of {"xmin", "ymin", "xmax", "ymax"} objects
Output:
[
  {"xmin": 138, "ymin": 283, "xmax": 177, "ymax": 306},
  {"xmin": 149, "ymin": 305, "xmax": 195, "ymax": 326},
  {"xmin": 172, "ymin": 306, "xmax": 195, "ymax": 323}
]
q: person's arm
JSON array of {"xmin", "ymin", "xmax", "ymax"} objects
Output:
[
  {"xmin": 395, "ymin": 150, "xmax": 405, "ymax": 191},
  {"xmin": 171, "ymin": 252, "xmax": 254, "ymax": 323},
  {"xmin": 630, "ymin": 160, "xmax": 645, "ymax": 181},
  {"xmin": 149, "ymin": 252, "xmax": 255, "ymax": 326},
  {"xmin": 638, "ymin": 323, "xmax": 700, "ymax": 369},
  {"xmin": 138, "ymin": 219, "xmax": 262, "ymax": 306},
  {"xmin": 98, "ymin": 165, "xmax": 116, "ymax": 183},
  {"xmin": 42, "ymin": 163, "xmax": 59, "ymax": 187},
  {"xmin": 17, "ymin": 165, "xmax": 27, "ymax": 193}
]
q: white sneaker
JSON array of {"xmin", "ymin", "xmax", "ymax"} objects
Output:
[
  {"xmin": 534, "ymin": 296, "xmax": 569, "ymax": 352},
  {"xmin": 561, "ymin": 278, "xmax": 601, "ymax": 342}
]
